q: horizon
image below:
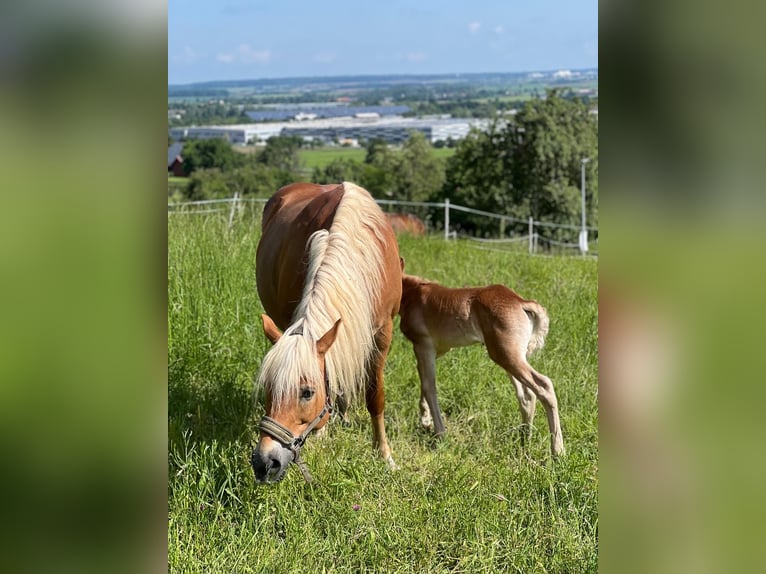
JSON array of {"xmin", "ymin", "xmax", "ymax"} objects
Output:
[
  {"xmin": 168, "ymin": 67, "xmax": 599, "ymax": 88},
  {"xmin": 169, "ymin": 0, "xmax": 598, "ymax": 85}
]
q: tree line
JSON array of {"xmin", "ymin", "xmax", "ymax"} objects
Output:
[{"xmin": 173, "ymin": 91, "xmax": 597, "ymax": 237}]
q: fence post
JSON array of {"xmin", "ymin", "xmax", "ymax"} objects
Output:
[
  {"xmin": 228, "ymin": 192, "xmax": 240, "ymax": 229},
  {"xmin": 528, "ymin": 217, "xmax": 533, "ymax": 254},
  {"xmin": 444, "ymin": 198, "xmax": 450, "ymax": 241}
]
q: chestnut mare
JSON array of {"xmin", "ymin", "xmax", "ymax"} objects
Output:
[
  {"xmin": 399, "ymin": 274, "xmax": 565, "ymax": 457},
  {"xmin": 251, "ymin": 182, "xmax": 402, "ymax": 483}
]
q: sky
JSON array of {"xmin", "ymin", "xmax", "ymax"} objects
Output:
[{"xmin": 168, "ymin": 0, "xmax": 598, "ymax": 85}]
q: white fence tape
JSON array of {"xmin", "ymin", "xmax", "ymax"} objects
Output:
[{"xmin": 168, "ymin": 196, "xmax": 597, "ymax": 256}]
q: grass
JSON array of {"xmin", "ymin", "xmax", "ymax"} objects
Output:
[
  {"xmin": 298, "ymin": 148, "xmax": 367, "ymax": 169},
  {"xmin": 299, "ymin": 147, "xmax": 456, "ymax": 171},
  {"xmin": 168, "ymin": 210, "xmax": 598, "ymax": 573}
]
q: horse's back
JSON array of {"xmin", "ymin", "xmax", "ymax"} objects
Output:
[
  {"xmin": 257, "ymin": 182, "xmax": 401, "ymax": 331},
  {"xmin": 257, "ymin": 183, "xmax": 345, "ymax": 329}
]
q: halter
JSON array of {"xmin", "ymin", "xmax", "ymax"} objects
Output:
[{"xmin": 257, "ymin": 330, "xmax": 333, "ymax": 483}]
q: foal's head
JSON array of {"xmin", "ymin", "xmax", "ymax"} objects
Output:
[{"xmin": 251, "ymin": 315, "xmax": 341, "ymax": 483}]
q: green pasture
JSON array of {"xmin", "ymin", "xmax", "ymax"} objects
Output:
[
  {"xmin": 299, "ymin": 146, "xmax": 455, "ymax": 170},
  {"xmin": 168, "ymin": 210, "xmax": 598, "ymax": 573},
  {"xmin": 298, "ymin": 147, "xmax": 366, "ymax": 169}
]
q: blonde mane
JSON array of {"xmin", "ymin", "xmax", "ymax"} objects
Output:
[{"xmin": 258, "ymin": 182, "xmax": 387, "ymax": 408}]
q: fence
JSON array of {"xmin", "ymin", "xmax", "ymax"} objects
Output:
[{"xmin": 168, "ymin": 196, "xmax": 598, "ymax": 257}]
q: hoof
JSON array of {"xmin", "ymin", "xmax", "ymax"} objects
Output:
[{"xmin": 552, "ymin": 441, "xmax": 566, "ymax": 458}]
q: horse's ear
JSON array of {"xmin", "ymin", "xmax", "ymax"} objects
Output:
[
  {"xmin": 316, "ymin": 318, "xmax": 342, "ymax": 356},
  {"xmin": 400, "ymin": 256, "xmax": 406, "ymax": 271},
  {"xmin": 261, "ymin": 314, "xmax": 282, "ymax": 345}
]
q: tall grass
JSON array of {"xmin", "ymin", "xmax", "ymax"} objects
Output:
[{"xmin": 168, "ymin": 211, "xmax": 598, "ymax": 573}]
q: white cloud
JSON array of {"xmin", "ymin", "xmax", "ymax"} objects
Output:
[
  {"xmin": 494, "ymin": 25, "xmax": 504, "ymax": 35},
  {"xmin": 314, "ymin": 52, "xmax": 337, "ymax": 64},
  {"xmin": 468, "ymin": 21, "xmax": 481, "ymax": 34},
  {"xmin": 173, "ymin": 46, "xmax": 198, "ymax": 64},
  {"xmin": 216, "ymin": 44, "xmax": 271, "ymax": 64},
  {"xmin": 238, "ymin": 44, "xmax": 271, "ymax": 64},
  {"xmin": 406, "ymin": 52, "xmax": 427, "ymax": 62}
]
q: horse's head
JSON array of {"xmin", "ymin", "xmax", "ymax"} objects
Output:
[{"xmin": 251, "ymin": 314, "xmax": 341, "ymax": 483}]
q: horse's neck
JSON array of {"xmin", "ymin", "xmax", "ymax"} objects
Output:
[
  {"xmin": 401, "ymin": 275, "xmax": 432, "ymax": 304},
  {"xmin": 400, "ymin": 276, "xmax": 420, "ymax": 301}
]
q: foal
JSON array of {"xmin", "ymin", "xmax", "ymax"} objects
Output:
[{"xmin": 399, "ymin": 274, "xmax": 564, "ymax": 457}]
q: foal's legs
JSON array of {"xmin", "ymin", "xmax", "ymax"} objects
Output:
[
  {"xmin": 413, "ymin": 341, "xmax": 446, "ymax": 437},
  {"xmin": 488, "ymin": 343, "xmax": 564, "ymax": 456},
  {"xmin": 511, "ymin": 375, "xmax": 537, "ymax": 434},
  {"xmin": 366, "ymin": 318, "xmax": 396, "ymax": 468}
]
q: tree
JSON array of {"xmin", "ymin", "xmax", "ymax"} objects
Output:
[
  {"xmin": 311, "ymin": 159, "xmax": 390, "ymax": 199},
  {"xmin": 362, "ymin": 138, "xmax": 397, "ymax": 197},
  {"xmin": 184, "ymin": 168, "xmax": 230, "ymax": 200},
  {"xmin": 511, "ymin": 90, "xmax": 598, "ymax": 228},
  {"xmin": 364, "ymin": 138, "xmax": 392, "ymax": 166},
  {"xmin": 389, "ymin": 131, "xmax": 445, "ymax": 202},
  {"xmin": 184, "ymin": 164, "xmax": 297, "ymax": 201},
  {"xmin": 256, "ymin": 135, "xmax": 303, "ymax": 173},
  {"xmin": 313, "ymin": 133, "xmax": 445, "ymax": 202},
  {"xmin": 311, "ymin": 158, "xmax": 366, "ymax": 186},
  {"xmin": 439, "ymin": 90, "xmax": 598, "ymax": 237},
  {"xmin": 181, "ymin": 137, "xmax": 243, "ymax": 175},
  {"xmin": 439, "ymin": 124, "xmax": 510, "ymax": 234}
]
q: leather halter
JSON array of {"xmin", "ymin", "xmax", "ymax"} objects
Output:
[{"xmin": 257, "ymin": 331, "xmax": 333, "ymax": 482}]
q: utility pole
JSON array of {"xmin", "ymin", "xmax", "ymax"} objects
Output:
[{"xmin": 579, "ymin": 158, "xmax": 590, "ymax": 253}]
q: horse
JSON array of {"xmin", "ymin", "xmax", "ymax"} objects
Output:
[
  {"xmin": 398, "ymin": 273, "xmax": 565, "ymax": 457},
  {"xmin": 385, "ymin": 212, "xmax": 426, "ymax": 236},
  {"xmin": 251, "ymin": 182, "xmax": 402, "ymax": 483}
]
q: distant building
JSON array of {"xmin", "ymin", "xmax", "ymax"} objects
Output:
[
  {"xmin": 354, "ymin": 112, "xmax": 380, "ymax": 121},
  {"xmin": 167, "ymin": 142, "xmax": 185, "ymax": 176},
  {"xmin": 170, "ymin": 116, "xmax": 490, "ymax": 146},
  {"xmin": 282, "ymin": 116, "xmax": 489, "ymax": 145},
  {"xmin": 168, "ymin": 126, "xmax": 244, "ymax": 144}
]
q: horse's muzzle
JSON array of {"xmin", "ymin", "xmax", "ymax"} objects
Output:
[{"xmin": 251, "ymin": 442, "xmax": 293, "ymax": 483}]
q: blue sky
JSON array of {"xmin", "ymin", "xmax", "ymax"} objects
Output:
[{"xmin": 169, "ymin": 0, "xmax": 598, "ymax": 85}]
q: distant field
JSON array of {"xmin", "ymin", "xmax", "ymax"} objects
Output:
[
  {"xmin": 299, "ymin": 146, "xmax": 455, "ymax": 171},
  {"xmin": 168, "ymin": 209, "xmax": 598, "ymax": 573},
  {"xmin": 299, "ymin": 148, "xmax": 366, "ymax": 169},
  {"xmin": 430, "ymin": 147, "xmax": 456, "ymax": 160}
]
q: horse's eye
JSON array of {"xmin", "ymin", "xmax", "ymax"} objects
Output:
[{"xmin": 300, "ymin": 388, "xmax": 315, "ymax": 401}]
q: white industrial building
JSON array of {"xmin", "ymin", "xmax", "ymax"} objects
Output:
[{"xmin": 169, "ymin": 115, "xmax": 490, "ymax": 146}]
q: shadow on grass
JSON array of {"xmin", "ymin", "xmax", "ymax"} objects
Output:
[{"xmin": 168, "ymin": 357, "xmax": 260, "ymax": 450}]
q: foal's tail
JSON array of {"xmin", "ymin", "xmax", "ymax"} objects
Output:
[{"xmin": 522, "ymin": 301, "xmax": 550, "ymax": 356}]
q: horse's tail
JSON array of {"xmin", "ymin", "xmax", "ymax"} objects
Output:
[{"xmin": 522, "ymin": 301, "xmax": 550, "ymax": 356}]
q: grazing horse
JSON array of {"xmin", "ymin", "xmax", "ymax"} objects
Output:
[
  {"xmin": 399, "ymin": 273, "xmax": 565, "ymax": 457},
  {"xmin": 251, "ymin": 182, "xmax": 402, "ymax": 483},
  {"xmin": 386, "ymin": 213, "xmax": 426, "ymax": 236}
]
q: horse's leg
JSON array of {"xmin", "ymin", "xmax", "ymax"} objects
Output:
[
  {"xmin": 488, "ymin": 342, "xmax": 564, "ymax": 457},
  {"xmin": 510, "ymin": 375, "xmax": 537, "ymax": 439},
  {"xmin": 413, "ymin": 341, "xmax": 446, "ymax": 437},
  {"xmin": 366, "ymin": 318, "xmax": 396, "ymax": 469},
  {"xmin": 335, "ymin": 393, "xmax": 351, "ymax": 425}
]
